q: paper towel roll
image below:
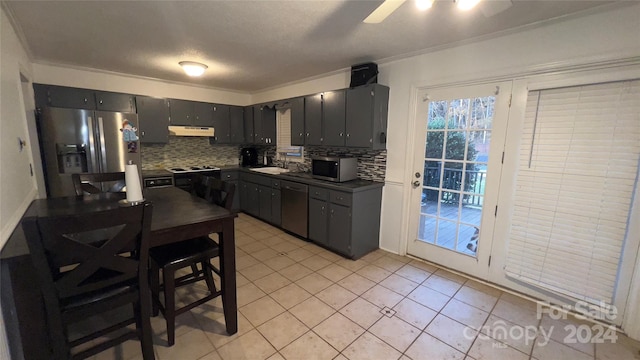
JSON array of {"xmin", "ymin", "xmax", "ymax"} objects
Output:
[{"xmin": 125, "ymin": 163, "xmax": 144, "ymax": 202}]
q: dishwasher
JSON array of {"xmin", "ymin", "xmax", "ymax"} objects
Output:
[{"xmin": 281, "ymin": 180, "xmax": 308, "ymax": 238}]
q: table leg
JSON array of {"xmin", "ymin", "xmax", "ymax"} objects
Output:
[{"xmin": 219, "ymin": 218, "xmax": 237, "ymax": 334}]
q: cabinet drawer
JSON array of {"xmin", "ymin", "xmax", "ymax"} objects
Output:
[
  {"xmin": 330, "ymin": 191, "xmax": 352, "ymax": 206},
  {"xmin": 221, "ymin": 170, "xmax": 239, "ymax": 181},
  {"xmin": 271, "ymin": 179, "xmax": 280, "ymax": 189},
  {"xmin": 309, "ymin": 186, "xmax": 329, "ymax": 201}
]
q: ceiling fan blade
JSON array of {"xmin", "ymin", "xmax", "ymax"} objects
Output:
[
  {"xmin": 480, "ymin": 0, "xmax": 513, "ymax": 17},
  {"xmin": 363, "ymin": 0, "xmax": 407, "ymax": 24}
]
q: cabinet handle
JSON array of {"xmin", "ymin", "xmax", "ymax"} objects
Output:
[
  {"xmin": 84, "ymin": 98, "xmax": 88, "ymax": 104},
  {"xmin": 320, "ymin": 137, "xmax": 323, "ymax": 142},
  {"xmin": 306, "ymin": 133, "xmax": 310, "ymax": 137},
  {"xmin": 321, "ymin": 206, "xmax": 325, "ymax": 210},
  {"xmin": 141, "ymin": 131, "xmax": 145, "ymax": 137},
  {"xmin": 340, "ymin": 132, "xmax": 343, "ymax": 137},
  {"xmin": 99, "ymin": 99, "xmax": 103, "ymax": 105},
  {"xmin": 346, "ymin": 133, "xmax": 350, "ymax": 138},
  {"xmin": 370, "ymin": 138, "xmax": 373, "ymax": 143},
  {"xmin": 299, "ymin": 133, "xmax": 303, "ymax": 137}
]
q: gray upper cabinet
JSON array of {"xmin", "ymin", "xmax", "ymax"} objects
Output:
[
  {"xmin": 345, "ymin": 84, "xmax": 389, "ymax": 149},
  {"xmin": 262, "ymin": 106, "xmax": 276, "ymax": 145},
  {"xmin": 95, "ymin": 91, "xmax": 136, "ymax": 113},
  {"xmin": 39, "ymin": 85, "xmax": 96, "ymax": 110},
  {"xmin": 304, "ymin": 93, "xmax": 323, "ymax": 146},
  {"xmin": 136, "ymin": 96, "xmax": 170, "ymax": 144},
  {"xmin": 253, "ymin": 105, "xmax": 263, "ymax": 144},
  {"xmin": 34, "ymin": 85, "xmax": 137, "ymax": 113},
  {"xmin": 169, "ymin": 99, "xmax": 213, "ymax": 126},
  {"xmin": 193, "ymin": 102, "xmax": 214, "ymax": 127},
  {"xmin": 302, "ymin": 90, "xmax": 346, "ymax": 147},
  {"xmin": 289, "ymin": 97, "xmax": 305, "ymax": 146},
  {"xmin": 252, "ymin": 104, "xmax": 276, "ymax": 145},
  {"xmin": 243, "ymin": 106, "xmax": 254, "ymax": 144},
  {"xmin": 322, "ymin": 90, "xmax": 346, "ymax": 147},
  {"xmin": 211, "ymin": 104, "xmax": 230, "ymax": 143},
  {"xmin": 168, "ymin": 99, "xmax": 192, "ymax": 125},
  {"xmin": 229, "ymin": 106, "xmax": 245, "ymax": 144}
]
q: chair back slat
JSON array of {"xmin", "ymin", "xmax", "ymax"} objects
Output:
[
  {"xmin": 190, "ymin": 175, "xmax": 235, "ymax": 210},
  {"xmin": 24, "ymin": 203, "xmax": 153, "ymax": 300},
  {"xmin": 72, "ymin": 172, "xmax": 126, "ymax": 196}
]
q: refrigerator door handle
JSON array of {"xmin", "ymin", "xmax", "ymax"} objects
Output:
[
  {"xmin": 97, "ymin": 116, "xmax": 108, "ymax": 172},
  {"xmin": 87, "ymin": 116, "xmax": 100, "ymax": 173}
]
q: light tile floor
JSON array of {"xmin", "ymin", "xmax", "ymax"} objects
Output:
[{"xmin": 94, "ymin": 213, "xmax": 640, "ymax": 360}]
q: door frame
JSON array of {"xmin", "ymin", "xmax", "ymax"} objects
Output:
[{"xmin": 404, "ymin": 80, "xmax": 513, "ymax": 280}]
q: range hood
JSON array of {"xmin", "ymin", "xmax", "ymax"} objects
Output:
[{"xmin": 168, "ymin": 126, "xmax": 215, "ymax": 137}]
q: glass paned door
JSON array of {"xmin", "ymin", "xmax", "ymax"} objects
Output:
[
  {"xmin": 420, "ymin": 97, "xmax": 494, "ymax": 255},
  {"xmin": 408, "ymin": 82, "xmax": 512, "ymax": 278}
]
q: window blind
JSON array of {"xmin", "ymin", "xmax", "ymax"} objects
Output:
[
  {"xmin": 505, "ymin": 80, "xmax": 640, "ymax": 305},
  {"xmin": 276, "ymin": 108, "xmax": 303, "ymax": 159}
]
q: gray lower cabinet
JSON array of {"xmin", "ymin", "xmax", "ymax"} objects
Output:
[
  {"xmin": 239, "ymin": 173, "xmax": 281, "ymax": 225},
  {"xmin": 136, "ymin": 96, "xmax": 170, "ymax": 143},
  {"xmin": 308, "ymin": 197, "xmax": 329, "ymax": 247},
  {"xmin": 271, "ymin": 188, "xmax": 281, "ymax": 227},
  {"xmin": 328, "ymin": 203, "xmax": 351, "ymax": 256},
  {"xmin": 307, "ymin": 185, "xmax": 382, "ymax": 259}
]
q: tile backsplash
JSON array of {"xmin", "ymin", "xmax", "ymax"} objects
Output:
[
  {"xmin": 141, "ymin": 137, "xmax": 241, "ymax": 169},
  {"xmin": 142, "ymin": 138, "xmax": 387, "ymax": 182},
  {"xmin": 260, "ymin": 145, "xmax": 387, "ymax": 182}
]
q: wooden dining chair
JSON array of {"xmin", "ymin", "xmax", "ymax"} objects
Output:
[
  {"xmin": 71, "ymin": 172, "xmax": 127, "ymax": 195},
  {"xmin": 149, "ymin": 175, "xmax": 235, "ymax": 346},
  {"xmin": 22, "ymin": 202, "xmax": 155, "ymax": 360}
]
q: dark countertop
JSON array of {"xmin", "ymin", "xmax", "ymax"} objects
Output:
[{"xmin": 224, "ymin": 166, "xmax": 384, "ymax": 193}]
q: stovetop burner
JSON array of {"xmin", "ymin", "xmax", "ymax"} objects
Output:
[{"xmin": 166, "ymin": 166, "xmax": 221, "ymax": 174}]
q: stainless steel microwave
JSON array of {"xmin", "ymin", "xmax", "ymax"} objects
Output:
[{"xmin": 311, "ymin": 156, "xmax": 358, "ymax": 182}]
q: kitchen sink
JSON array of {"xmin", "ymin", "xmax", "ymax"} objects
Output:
[{"xmin": 249, "ymin": 167, "xmax": 290, "ymax": 175}]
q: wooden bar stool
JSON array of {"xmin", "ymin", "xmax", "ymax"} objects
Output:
[{"xmin": 149, "ymin": 176, "xmax": 235, "ymax": 346}]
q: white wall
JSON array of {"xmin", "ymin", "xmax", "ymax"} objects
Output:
[
  {"xmin": 0, "ymin": 5, "xmax": 37, "ymax": 358},
  {"xmin": 254, "ymin": 2, "xmax": 640, "ymax": 254},
  {"xmin": 1, "ymin": 8, "xmax": 36, "ymax": 249},
  {"xmin": 253, "ymin": 2, "xmax": 640, "ymax": 337},
  {"xmin": 33, "ymin": 63, "xmax": 252, "ymax": 106}
]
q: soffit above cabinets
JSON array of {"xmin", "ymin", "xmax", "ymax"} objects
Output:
[{"xmin": 3, "ymin": 0, "xmax": 619, "ymax": 92}]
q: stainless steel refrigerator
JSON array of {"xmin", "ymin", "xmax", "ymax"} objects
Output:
[{"xmin": 39, "ymin": 107, "xmax": 141, "ymax": 197}]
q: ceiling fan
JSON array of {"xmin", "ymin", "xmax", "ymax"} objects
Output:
[{"xmin": 363, "ymin": 0, "xmax": 513, "ymax": 24}]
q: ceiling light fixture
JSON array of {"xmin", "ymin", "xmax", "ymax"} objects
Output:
[
  {"xmin": 455, "ymin": 0, "xmax": 481, "ymax": 11},
  {"xmin": 179, "ymin": 61, "xmax": 208, "ymax": 77},
  {"xmin": 415, "ymin": 0, "xmax": 435, "ymax": 11}
]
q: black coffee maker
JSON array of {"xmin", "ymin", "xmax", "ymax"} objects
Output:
[{"xmin": 240, "ymin": 147, "xmax": 258, "ymax": 167}]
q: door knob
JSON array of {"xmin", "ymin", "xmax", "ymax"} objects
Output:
[{"xmin": 412, "ymin": 180, "xmax": 421, "ymax": 187}]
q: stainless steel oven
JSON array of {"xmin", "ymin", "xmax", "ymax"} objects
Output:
[{"xmin": 166, "ymin": 166, "xmax": 221, "ymax": 192}]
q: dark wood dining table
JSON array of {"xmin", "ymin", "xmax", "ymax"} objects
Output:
[{"xmin": 0, "ymin": 186, "xmax": 238, "ymax": 359}]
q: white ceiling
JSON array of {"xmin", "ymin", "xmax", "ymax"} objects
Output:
[{"xmin": 4, "ymin": 0, "xmax": 617, "ymax": 92}]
